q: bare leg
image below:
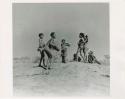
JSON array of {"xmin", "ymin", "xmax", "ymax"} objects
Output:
[
  {"xmin": 83, "ymin": 51, "xmax": 86, "ymax": 62},
  {"xmin": 48, "ymin": 58, "xmax": 52, "ymax": 69},
  {"xmin": 43, "ymin": 58, "xmax": 46, "ymax": 67},
  {"xmin": 80, "ymin": 49, "xmax": 84, "ymax": 62},
  {"xmin": 76, "ymin": 47, "xmax": 81, "ymax": 61},
  {"xmin": 94, "ymin": 58, "xmax": 101, "ymax": 65},
  {"xmin": 45, "ymin": 59, "xmax": 49, "ymax": 75},
  {"xmin": 83, "ymin": 47, "xmax": 87, "ymax": 63},
  {"xmin": 39, "ymin": 50, "xmax": 45, "ymax": 66},
  {"xmin": 85, "ymin": 55, "xmax": 88, "ymax": 63},
  {"xmin": 39, "ymin": 54, "xmax": 43, "ymax": 66}
]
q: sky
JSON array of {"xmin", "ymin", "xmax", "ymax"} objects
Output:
[{"xmin": 13, "ymin": 3, "xmax": 109, "ymax": 60}]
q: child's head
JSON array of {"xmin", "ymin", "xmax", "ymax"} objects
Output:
[
  {"xmin": 39, "ymin": 33, "xmax": 44, "ymax": 39},
  {"xmin": 79, "ymin": 32, "xmax": 85, "ymax": 38},
  {"xmin": 61, "ymin": 39, "xmax": 65, "ymax": 43},
  {"xmin": 50, "ymin": 32, "xmax": 56, "ymax": 39}
]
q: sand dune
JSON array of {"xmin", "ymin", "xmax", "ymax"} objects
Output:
[{"xmin": 13, "ymin": 60, "xmax": 110, "ymax": 96}]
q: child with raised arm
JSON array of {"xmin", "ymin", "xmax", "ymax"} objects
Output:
[
  {"xmin": 61, "ymin": 39, "xmax": 70, "ymax": 63},
  {"xmin": 76, "ymin": 32, "xmax": 88, "ymax": 62}
]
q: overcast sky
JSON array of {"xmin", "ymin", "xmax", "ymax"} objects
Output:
[{"xmin": 13, "ymin": 3, "xmax": 109, "ymax": 59}]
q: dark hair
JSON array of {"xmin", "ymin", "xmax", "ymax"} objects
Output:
[
  {"xmin": 79, "ymin": 32, "xmax": 85, "ymax": 38},
  {"xmin": 39, "ymin": 33, "xmax": 44, "ymax": 37},
  {"xmin": 62, "ymin": 39, "xmax": 65, "ymax": 42},
  {"xmin": 50, "ymin": 32, "xmax": 55, "ymax": 37}
]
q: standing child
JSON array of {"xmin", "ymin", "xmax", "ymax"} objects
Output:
[
  {"xmin": 37, "ymin": 33, "xmax": 46, "ymax": 67},
  {"xmin": 76, "ymin": 32, "xmax": 88, "ymax": 62},
  {"xmin": 61, "ymin": 39, "xmax": 70, "ymax": 63},
  {"xmin": 83, "ymin": 34, "xmax": 88, "ymax": 62}
]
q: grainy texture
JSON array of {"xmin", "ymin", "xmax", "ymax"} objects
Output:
[{"xmin": 13, "ymin": 3, "xmax": 109, "ymax": 96}]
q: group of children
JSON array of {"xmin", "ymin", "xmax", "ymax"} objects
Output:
[
  {"xmin": 37, "ymin": 32, "xmax": 101, "ymax": 69},
  {"xmin": 37, "ymin": 32, "xmax": 59, "ymax": 69},
  {"xmin": 74, "ymin": 32, "xmax": 101, "ymax": 65}
]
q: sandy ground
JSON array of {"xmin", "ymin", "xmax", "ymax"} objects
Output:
[{"xmin": 13, "ymin": 61, "xmax": 110, "ymax": 97}]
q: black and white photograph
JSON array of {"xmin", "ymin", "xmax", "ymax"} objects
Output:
[{"xmin": 13, "ymin": 3, "xmax": 110, "ymax": 96}]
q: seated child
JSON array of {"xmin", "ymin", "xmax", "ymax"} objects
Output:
[
  {"xmin": 88, "ymin": 50, "xmax": 101, "ymax": 65},
  {"xmin": 78, "ymin": 56, "xmax": 81, "ymax": 62},
  {"xmin": 61, "ymin": 39, "xmax": 70, "ymax": 63},
  {"xmin": 73, "ymin": 53, "xmax": 78, "ymax": 61},
  {"xmin": 73, "ymin": 53, "xmax": 81, "ymax": 62}
]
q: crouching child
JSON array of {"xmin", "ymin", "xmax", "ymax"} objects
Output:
[
  {"xmin": 88, "ymin": 51, "xmax": 101, "ymax": 65},
  {"xmin": 45, "ymin": 32, "xmax": 60, "ymax": 69}
]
